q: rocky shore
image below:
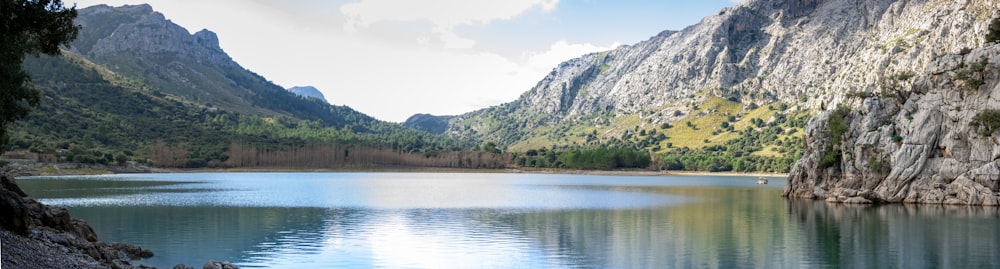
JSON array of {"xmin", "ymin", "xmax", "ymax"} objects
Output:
[
  {"xmin": 784, "ymin": 44, "xmax": 1000, "ymax": 206},
  {"xmin": 0, "ymin": 169, "xmax": 237, "ymax": 269},
  {"xmin": 1, "ymin": 158, "xmax": 168, "ymax": 177}
]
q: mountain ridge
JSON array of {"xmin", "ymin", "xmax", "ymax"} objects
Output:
[
  {"xmin": 439, "ymin": 0, "xmax": 994, "ymax": 152},
  {"xmin": 69, "ymin": 4, "xmax": 371, "ymax": 128}
]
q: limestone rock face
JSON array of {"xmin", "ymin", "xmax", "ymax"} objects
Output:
[
  {"xmin": 785, "ymin": 44, "xmax": 1000, "ymax": 206},
  {"xmin": 78, "ymin": 4, "xmax": 236, "ymax": 68},
  {"xmin": 447, "ymin": 0, "xmax": 998, "ymax": 145},
  {"xmin": 71, "ymin": 4, "xmax": 276, "ymax": 116}
]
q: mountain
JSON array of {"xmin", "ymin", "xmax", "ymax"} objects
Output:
[
  {"xmin": 287, "ymin": 86, "xmax": 328, "ymax": 103},
  {"xmin": 437, "ymin": 0, "xmax": 993, "ymax": 168},
  {"xmin": 427, "ymin": 0, "xmax": 1000, "ymax": 201},
  {"xmin": 5, "ymin": 4, "xmax": 483, "ymax": 169},
  {"xmin": 69, "ymin": 4, "xmax": 366, "ymax": 128}
]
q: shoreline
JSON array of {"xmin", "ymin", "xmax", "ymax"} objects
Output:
[{"xmin": 6, "ymin": 160, "xmax": 788, "ymax": 178}]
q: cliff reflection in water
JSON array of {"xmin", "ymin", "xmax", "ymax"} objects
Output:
[
  {"xmin": 785, "ymin": 199, "xmax": 1000, "ymax": 269},
  {"xmin": 498, "ymin": 186, "xmax": 1000, "ymax": 268}
]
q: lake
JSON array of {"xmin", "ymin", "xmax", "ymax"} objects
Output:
[{"xmin": 17, "ymin": 172, "xmax": 1000, "ymax": 268}]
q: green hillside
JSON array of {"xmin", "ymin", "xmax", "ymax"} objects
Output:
[
  {"xmin": 6, "ymin": 53, "xmax": 480, "ymax": 168},
  {"xmin": 485, "ymin": 97, "xmax": 810, "ymax": 173}
]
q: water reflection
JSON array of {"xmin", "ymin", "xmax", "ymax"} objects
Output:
[
  {"xmin": 785, "ymin": 199, "xmax": 1000, "ymax": 269},
  {"xmin": 16, "ymin": 174, "xmax": 1000, "ymax": 268},
  {"xmin": 501, "ymin": 187, "xmax": 798, "ymax": 269},
  {"xmin": 65, "ymin": 206, "xmax": 338, "ymax": 267}
]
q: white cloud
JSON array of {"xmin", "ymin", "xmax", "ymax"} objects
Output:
[
  {"xmin": 341, "ymin": 0, "xmax": 559, "ymax": 49},
  {"xmin": 341, "ymin": 0, "xmax": 559, "ymax": 29},
  {"xmin": 524, "ymin": 40, "xmax": 620, "ymax": 73}
]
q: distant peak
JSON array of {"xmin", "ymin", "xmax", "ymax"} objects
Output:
[
  {"xmin": 194, "ymin": 29, "xmax": 222, "ymax": 51},
  {"xmin": 287, "ymin": 86, "xmax": 328, "ymax": 103},
  {"xmin": 119, "ymin": 4, "xmax": 154, "ymax": 14}
]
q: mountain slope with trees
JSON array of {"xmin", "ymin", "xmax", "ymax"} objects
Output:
[
  {"xmin": 433, "ymin": 0, "xmax": 996, "ymax": 173},
  {"xmin": 8, "ymin": 51, "xmax": 496, "ymax": 168},
  {"xmin": 4, "ymin": 4, "xmax": 506, "ymax": 169}
]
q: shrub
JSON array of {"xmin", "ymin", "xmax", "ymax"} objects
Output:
[
  {"xmin": 987, "ymin": 16, "xmax": 1000, "ymax": 44},
  {"xmin": 868, "ymin": 156, "xmax": 885, "ymax": 172},
  {"xmin": 820, "ymin": 106, "xmax": 852, "ymax": 168},
  {"xmin": 956, "ymin": 57, "xmax": 988, "ymax": 90},
  {"xmin": 971, "ymin": 109, "xmax": 1000, "ymax": 136}
]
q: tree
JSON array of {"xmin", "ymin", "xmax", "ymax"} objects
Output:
[
  {"xmin": 1, "ymin": 0, "xmax": 80, "ymax": 145},
  {"xmin": 481, "ymin": 141, "xmax": 500, "ymax": 154}
]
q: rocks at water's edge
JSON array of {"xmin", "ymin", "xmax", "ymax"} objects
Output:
[
  {"xmin": 169, "ymin": 260, "xmax": 237, "ymax": 269},
  {"xmin": 1, "ymin": 169, "xmax": 155, "ymax": 268},
  {"xmin": 200, "ymin": 260, "xmax": 239, "ymax": 269},
  {"xmin": 0, "ymin": 168, "xmax": 240, "ymax": 268},
  {"xmin": 784, "ymin": 44, "xmax": 1000, "ymax": 206}
]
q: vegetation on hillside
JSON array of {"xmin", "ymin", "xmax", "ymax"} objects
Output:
[
  {"xmin": 7, "ymin": 50, "xmax": 814, "ymax": 173},
  {"xmin": 971, "ymin": 109, "xmax": 1000, "ymax": 136},
  {"xmin": 7, "ymin": 54, "xmax": 492, "ymax": 168},
  {"xmin": 513, "ymin": 147, "xmax": 651, "ymax": 170},
  {"xmin": 495, "ymin": 96, "xmax": 809, "ymax": 173}
]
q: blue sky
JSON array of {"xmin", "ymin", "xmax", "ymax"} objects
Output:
[{"xmin": 74, "ymin": 0, "xmax": 738, "ymax": 122}]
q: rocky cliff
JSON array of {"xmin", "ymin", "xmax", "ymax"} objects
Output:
[
  {"xmin": 72, "ymin": 4, "xmax": 248, "ymax": 110},
  {"xmin": 784, "ymin": 43, "xmax": 1000, "ymax": 206},
  {"xmin": 69, "ymin": 4, "xmax": 385, "ymax": 131},
  {"xmin": 444, "ymin": 0, "xmax": 997, "ymax": 147}
]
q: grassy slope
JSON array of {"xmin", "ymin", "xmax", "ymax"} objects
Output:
[{"xmin": 506, "ymin": 97, "xmax": 808, "ymax": 159}]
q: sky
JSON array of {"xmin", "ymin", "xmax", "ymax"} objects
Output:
[{"xmin": 73, "ymin": 0, "xmax": 739, "ymax": 122}]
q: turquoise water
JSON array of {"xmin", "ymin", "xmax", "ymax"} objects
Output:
[{"xmin": 17, "ymin": 173, "xmax": 1000, "ymax": 268}]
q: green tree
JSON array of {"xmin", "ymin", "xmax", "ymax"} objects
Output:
[
  {"xmin": 1, "ymin": 0, "xmax": 80, "ymax": 145},
  {"xmin": 481, "ymin": 141, "xmax": 500, "ymax": 154}
]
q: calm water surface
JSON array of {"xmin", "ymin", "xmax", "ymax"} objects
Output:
[{"xmin": 18, "ymin": 173, "xmax": 1000, "ymax": 268}]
